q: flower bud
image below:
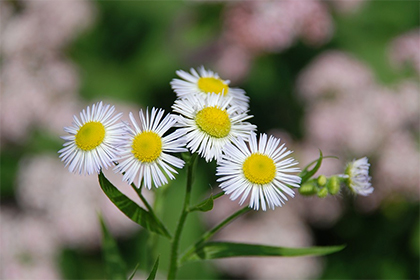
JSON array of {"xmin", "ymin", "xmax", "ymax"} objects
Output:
[
  {"xmin": 317, "ymin": 187, "xmax": 328, "ymax": 198},
  {"xmin": 299, "ymin": 182, "xmax": 318, "ymax": 196},
  {"xmin": 326, "ymin": 176, "xmax": 340, "ymax": 195},
  {"xmin": 317, "ymin": 175, "xmax": 327, "ymax": 187}
]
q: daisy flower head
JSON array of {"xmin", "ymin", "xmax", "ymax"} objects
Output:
[
  {"xmin": 59, "ymin": 102, "xmax": 125, "ymax": 175},
  {"xmin": 170, "ymin": 66, "xmax": 250, "ymax": 112},
  {"xmin": 344, "ymin": 157, "xmax": 373, "ymax": 196},
  {"xmin": 216, "ymin": 133, "xmax": 302, "ymax": 211},
  {"xmin": 172, "ymin": 93, "xmax": 256, "ymax": 162},
  {"xmin": 115, "ymin": 108, "xmax": 187, "ymax": 189}
]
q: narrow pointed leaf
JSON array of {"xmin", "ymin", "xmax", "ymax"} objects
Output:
[
  {"xmin": 146, "ymin": 256, "xmax": 160, "ymax": 280},
  {"xmin": 189, "ymin": 195, "xmax": 214, "ymax": 212},
  {"xmin": 98, "ymin": 172, "xmax": 171, "ymax": 239},
  {"xmin": 181, "ymin": 241, "xmax": 345, "ymax": 264},
  {"xmin": 99, "ymin": 215, "xmax": 127, "ymax": 280},
  {"xmin": 300, "ymin": 150, "xmax": 323, "ymax": 185},
  {"xmin": 128, "ymin": 263, "xmax": 140, "ymax": 280}
]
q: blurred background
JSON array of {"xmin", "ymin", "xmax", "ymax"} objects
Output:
[{"xmin": 0, "ymin": 0, "xmax": 419, "ymax": 279}]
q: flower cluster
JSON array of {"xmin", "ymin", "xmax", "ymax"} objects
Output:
[{"xmin": 59, "ymin": 67, "xmax": 304, "ymax": 210}]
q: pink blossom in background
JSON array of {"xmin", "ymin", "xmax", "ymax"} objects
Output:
[
  {"xmin": 296, "ymin": 51, "xmax": 375, "ymax": 101},
  {"xmin": 216, "ymin": 0, "xmax": 334, "ymax": 81},
  {"xmin": 375, "ymin": 131, "xmax": 420, "ymax": 200},
  {"xmin": 329, "ymin": 0, "xmax": 368, "ymax": 14},
  {"xmin": 1, "ymin": 0, "xmax": 94, "ymax": 57},
  {"xmin": 0, "ymin": 209, "xmax": 61, "ymax": 280},
  {"xmin": 389, "ymin": 28, "xmax": 420, "ymax": 75},
  {"xmin": 16, "ymin": 154, "xmax": 140, "ymax": 248},
  {"xmin": 0, "ymin": 0, "xmax": 94, "ymax": 145}
]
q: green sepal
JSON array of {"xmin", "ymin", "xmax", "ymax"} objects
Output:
[
  {"xmin": 180, "ymin": 241, "xmax": 345, "ymax": 264},
  {"xmin": 146, "ymin": 256, "xmax": 160, "ymax": 280},
  {"xmin": 98, "ymin": 171, "xmax": 171, "ymax": 239},
  {"xmin": 299, "ymin": 150, "xmax": 323, "ymax": 185},
  {"xmin": 99, "ymin": 214, "xmax": 127, "ymax": 280}
]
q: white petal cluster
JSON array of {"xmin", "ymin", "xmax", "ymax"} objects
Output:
[
  {"xmin": 344, "ymin": 157, "xmax": 373, "ymax": 196},
  {"xmin": 217, "ymin": 133, "xmax": 301, "ymax": 211}
]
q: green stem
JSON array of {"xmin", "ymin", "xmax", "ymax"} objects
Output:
[
  {"xmin": 180, "ymin": 205, "xmax": 251, "ymax": 264},
  {"xmin": 167, "ymin": 154, "xmax": 197, "ymax": 280},
  {"xmin": 130, "ymin": 183, "xmax": 160, "ymax": 269}
]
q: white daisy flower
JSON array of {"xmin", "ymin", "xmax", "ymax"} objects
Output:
[
  {"xmin": 170, "ymin": 66, "xmax": 250, "ymax": 112},
  {"xmin": 172, "ymin": 93, "xmax": 256, "ymax": 162},
  {"xmin": 115, "ymin": 108, "xmax": 187, "ymax": 189},
  {"xmin": 216, "ymin": 133, "xmax": 301, "ymax": 211},
  {"xmin": 59, "ymin": 102, "xmax": 124, "ymax": 175},
  {"xmin": 344, "ymin": 157, "xmax": 373, "ymax": 196}
]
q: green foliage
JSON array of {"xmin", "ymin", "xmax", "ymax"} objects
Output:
[
  {"xmin": 188, "ymin": 195, "xmax": 214, "ymax": 212},
  {"xmin": 98, "ymin": 172, "xmax": 171, "ymax": 239},
  {"xmin": 180, "ymin": 241, "xmax": 345, "ymax": 263},
  {"xmin": 299, "ymin": 150, "xmax": 323, "ymax": 185},
  {"xmin": 146, "ymin": 256, "xmax": 160, "ymax": 280},
  {"xmin": 99, "ymin": 215, "xmax": 127, "ymax": 280}
]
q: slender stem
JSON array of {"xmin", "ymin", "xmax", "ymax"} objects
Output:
[
  {"xmin": 180, "ymin": 206, "xmax": 251, "ymax": 264},
  {"xmin": 130, "ymin": 183, "xmax": 153, "ymax": 212},
  {"xmin": 130, "ymin": 183, "xmax": 159, "ymax": 269},
  {"xmin": 167, "ymin": 154, "xmax": 197, "ymax": 280}
]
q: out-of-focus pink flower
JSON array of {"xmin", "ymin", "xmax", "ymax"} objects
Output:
[
  {"xmin": 297, "ymin": 51, "xmax": 375, "ymax": 101},
  {"xmin": 330, "ymin": 0, "xmax": 367, "ymax": 14},
  {"xmin": 0, "ymin": 209, "xmax": 61, "ymax": 280},
  {"xmin": 389, "ymin": 28, "xmax": 420, "ymax": 75},
  {"xmin": 223, "ymin": 0, "xmax": 333, "ymax": 54},
  {"xmin": 0, "ymin": 0, "xmax": 94, "ymax": 145},
  {"xmin": 217, "ymin": 0, "xmax": 333, "ymax": 81},
  {"xmin": 214, "ymin": 44, "xmax": 252, "ymax": 84},
  {"xmin": 16, "ymin": 154, "xmax": 140, "ymax": 248},
  {"xmin": 375, "ymin": 131, "xmax": 420, "ymax": 200},
  {"xmin": 2, "ymin": 0, "xmax": 94, "ymax": 57}
]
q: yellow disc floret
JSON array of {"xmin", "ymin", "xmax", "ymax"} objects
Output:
[
  {"xmin": 242, "ymin": 153, "xmax": 276, "ymax": 185},
  {"xmin": 75, "ymin": 121, "xmax": 106, "ymax": 151},
  {"xmin": 132, "ymin": 131, "xmax": 162, "ymax": 163},
  {"xmin": 197, "ymin": 77, "xmax": 229, "ymax": 95},
  {"xmin": 195, "ymin": 106, "xmax": 231, "ymax": 138}
]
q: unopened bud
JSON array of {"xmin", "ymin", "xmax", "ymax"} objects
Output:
[
  {"xmin": 326, "ymin": 176, "xmax": 340, "ymax": 195},
  {"xmin": 317, "ymin": 175, "xmax": 327, "ymax": 187},
  {"xmin": 317, "ymin": 187, "xmax": 328, "ymax": 198},
  {"xmin": 299, "ymin": 182, "xmax": 318, "ymax": 196}
]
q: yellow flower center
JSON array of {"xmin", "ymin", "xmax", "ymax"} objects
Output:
[
  {"xmin": 132, "ymin": 131, "xmax": 162, "ymax": 163},
  {"xmin": 197, "ymin": 77, "xmax": 229, "ymax": 95},
  {"xmin": 195, "ymin": 106, "xmax": 231, "ymax": 138},
  {"xmin": 242, "ymin": 153, "xmax": 276, "ymax": 185},
  {"xmin": 75, "ymin": 121, "xmax": 106, "ymax": 151}
]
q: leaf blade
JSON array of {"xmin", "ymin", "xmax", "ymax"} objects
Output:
[
  {"xmin": 146, "ymin": 256, "xmax": 160, "ymax": 280},
  {"xmin": 99, "ymin": 215, "xmax": 127, "ymax": 280},
  {"xmin": 181, "ymin": 241, "xmax": 345, "ymax": 263},
  {"xmin": 98, "ymin": 172, "xmax": 171, "ymax": 239}
]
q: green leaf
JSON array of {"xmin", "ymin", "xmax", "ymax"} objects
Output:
[
  {"xmin": 146, "ymin": 256, "xmax": 160, "ymax": 280},
  {"xmin": 99, "ymin": 215, "xmax": 127, "ymax": 280},
  {"xmin": 128, "ymin": 263, "xmax": 140, "ymax": 280},
  {"xmin": 181, "ymin": 241, "xmax": 345, "ymax": 264},
  {"xmin": 189, "ymin": 195, "xmax": 214, "ymax": 212},
  {"xmin": 299, "ymin": 150, "xmax": 323, "ymax": 185},
  {"xmin": 98, "ymin": 172, "xmax": 171, "ymax": 239}
]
